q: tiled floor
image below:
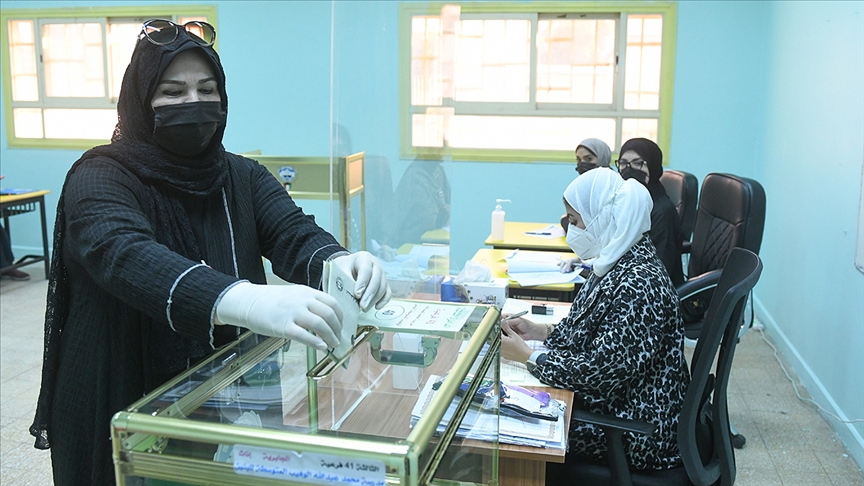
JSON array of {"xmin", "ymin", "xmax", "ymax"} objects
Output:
[{"xmin": 1, "ymin": 269, "xmax": 863, "ymax": 485}]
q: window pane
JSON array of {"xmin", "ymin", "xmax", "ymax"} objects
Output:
[
  {"xmin": 411, "ymin": 16, "xmax": 443, "ymax": 106},
  {"xmin": 107, "ymin": 22, "xmax": 140, "ymax": 99},
  {"xmin": 8, "ymin": 20, "xmax": 39, "ymax": 101},
  {"xmin": 13, "ymin": 108, "xmax": 43, "ymax": 138},
  {"xmin": 446, "ymin": 115, "xmax": 615, "ymax": 151},
  {"xmin": 412, "ymin": 113, "xmax": 445, "ymax": 147},
  {"xmin": 455, "ymin": 19, "xmax": 530, "ymax": 102},
  {"xmin": 44, "ymin": 109, "xmax": 116, "ymax": 139},
  {"xmin": 624, "ymin": 15, "xmax": 662, "ymax": 110},
  {"xmin": 42, "ymin": 22, "xmax": 105, "ymax": 98},
  {"xmin": 537, "ymin": 18, "xmax": 616, "ymax": 104},
  {"xmin": 621, "ymin": 118, "xmax": 658, "ymax": 144}
]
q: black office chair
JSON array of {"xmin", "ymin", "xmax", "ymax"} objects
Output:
[
  {"xmin": 546, "ymin": 248, "xmax": 763, "ymax": 486},
  {"xmin": 660, "ymin": 170, "xmax": 699, "ymax": 250},
  {"xmin": 679, "ymin": 173, "xmax": 766, "ymax": 341}
]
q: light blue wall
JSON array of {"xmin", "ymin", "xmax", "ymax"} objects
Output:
[
  {"xmin": 2, "ymin": 0, "xmax": 862, "ymax": 466},
  {"xmin": 669, "ymin": 0, "xmax": 770, "ymax": 182},
  {"xmin": 0, "ymin": 0, "xmax": 339, "ymax": 245},
  {"xmin": 756, "ymin": 0, "xmax": 864, "ymax": 464}
]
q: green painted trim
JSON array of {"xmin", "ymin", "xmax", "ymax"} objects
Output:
[
  {"xmin": 657, "ymin": 3, "xmax": 677, "ymax": 166},
  {"xmin": 0, "ymin": 16, "xmax": 16, "ymax": 147},
  {"xmin": 6, "ymin": 138, "xmax": 108, "ymax": 150},
  {"xmin": 1, "ymin": 5, "xmax": 217, "ymax": 150},
  {"xmin": 460, "ymin": 1, "xmax": 677, "ymax": 14},
  {"xmin": 397, "ymin": 1, "xmax": 677, "ymax": 164},
  {"xmin": 409, "ymin": 147, "xmax": 577, "ymax": 164},
  {"xmin": 398, "ymin": 4, "xmax": 413, "ymax": 160}
]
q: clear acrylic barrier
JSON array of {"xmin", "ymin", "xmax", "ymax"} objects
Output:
[{"xmin": 111, "ymin": 302, "xmax": 500, "ymax": 486}]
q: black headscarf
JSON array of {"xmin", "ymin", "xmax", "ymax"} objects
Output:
[
  {"xmin": 31, "ymin": 31, "xmax": 233, "ymax": 449},
  {"xmin": 619, "ymin": 137, "xmax": 666, "ymax": 200}
]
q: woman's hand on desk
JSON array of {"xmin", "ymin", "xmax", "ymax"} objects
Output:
[
  {"xmin": 501, "ymin": 315, "xmax": 546, "ymax": 341},
  {"xmin": 501, "ymin": 323, "xmax": 533, "ymax": 363},
  {"xmin": 557, "ymin": 257, "xmax": 580, "ymax": 273}
]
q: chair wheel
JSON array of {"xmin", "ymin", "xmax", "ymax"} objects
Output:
[{"xmin": 732, "ymin": 434, "xmax": 746, "ymax": 449}]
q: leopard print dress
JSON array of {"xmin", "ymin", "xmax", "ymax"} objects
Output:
[{"xmin": 531, "ymin": 235, "xmax": 690, "ymax": 470}]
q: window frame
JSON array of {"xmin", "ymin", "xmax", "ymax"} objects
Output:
[
  {"xmin": 398, "ymin": 1, "xmax": 677, "ymax": 163},
  {"xmin": 1, "ymin": 4, "xmax": 218, "ymax": 150}
]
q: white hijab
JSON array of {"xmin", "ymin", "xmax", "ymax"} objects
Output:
[{"xmin": 563, "ymin": 168, "xmax": 653, "ymax": 277}]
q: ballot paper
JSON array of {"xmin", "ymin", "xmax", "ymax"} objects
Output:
[
  {"xmin": 358, "ymin": 299, "xmax": 472, "ymax": 333},
  {"xmin": 322, "ymin": 260, "xmax": 361, "ymax": 364},
  {"xmin": 505, "ymin": 250, "xmax": 586, "ymax": 287}
]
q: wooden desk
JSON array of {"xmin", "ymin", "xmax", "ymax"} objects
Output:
[
  {"xmin": 472, "ymin": 248, "xmax": 579, "ymax": 302},
  {"xmin": 0, "ymin": 190, "xmax": 50, "ymax": 276},
  {"xmin": 485, "ymin": 221, "xmax": 569, "ymax": 252}
]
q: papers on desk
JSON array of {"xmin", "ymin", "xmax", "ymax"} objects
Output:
[
  {"xmin": 505, "ymin": 250, "xmax": 586, "ymax": 287},
  {"xmin": 500, "ymin": 299, "xmax": 571, "ymax": 388},
  {"xmin": 410, "ymin": 375, "xmax": 567, "ymax": 449},
  {"xmin": 523, "ymin": 224, "xmax": 565, "ymax": 239}
]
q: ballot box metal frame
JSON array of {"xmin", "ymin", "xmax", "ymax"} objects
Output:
[{"xmin": 110, "ymin": 301, "xmax": 501, "ymax": 486}]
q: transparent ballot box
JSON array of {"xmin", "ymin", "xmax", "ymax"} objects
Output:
[{"xmin": 111, "ymin": 300, "xmax": 501, "ymax": 486}]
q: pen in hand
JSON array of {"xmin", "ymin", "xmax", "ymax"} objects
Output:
[{"xmin": 502, "ymin": 310, "xmax": 528, "ymax": 322}]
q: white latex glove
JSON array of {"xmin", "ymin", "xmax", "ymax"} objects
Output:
[
  {"xmin": 332, "ymin": 251, "xmax": 392, "ymax": 312},
  {"xmin": 215, "ymin": 282, "xmax": 343, "ymax": 351}
]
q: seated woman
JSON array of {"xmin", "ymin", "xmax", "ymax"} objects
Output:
[
  {"xmin": 574, "ymin": 138, "xmax": 612, "ymax": 175},
  {"xmin": 616, "ymin": 138, "xmax": 684, "ymax": 285},
  {"xmin": 560, "ymin": 138, "xmax": 612, "ymax": 232},
  {"xmin": 501, "ymin": 168, "xmax": 690, "ymax": 477}
]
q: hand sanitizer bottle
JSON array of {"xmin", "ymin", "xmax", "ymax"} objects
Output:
[{"xmin": 491, "ymin": 199, "xmax": 511, "ymax": 240}]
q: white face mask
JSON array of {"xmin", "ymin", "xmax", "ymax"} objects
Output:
[{"xmin": 566, "ymin": 224, "xmax": 601, "ymax": 260}]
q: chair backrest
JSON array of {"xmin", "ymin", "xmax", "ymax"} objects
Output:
[
  {"xmin": 679, "ymin": 248, "xmax": 763, "ymax": 486},
  {"xmin": 660, "ymin": 170, "xmax": 699, "ymax": 241},
  {"xmin": 688, "ymin": 173, "xmax": 766, "ymax": 277}
]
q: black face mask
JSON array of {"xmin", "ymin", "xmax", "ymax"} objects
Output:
[
  {"xmin": 620, "ymin": 167, "xmax": 648, "ymax": 185},
  {"xmin": 153, "ymin": 101, "xmax": 224, "ymax": 157},
  {"xmin": 577, "ymin": 162, "xmax": 598, "ymax": 175}
]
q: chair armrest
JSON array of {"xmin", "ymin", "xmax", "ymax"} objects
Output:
[
  {"xmin": 573, "ymin": 409, "xmax": 656, "ymax": 436},
  {"xmin": 573, "ymin": 409, "xmax": 656, "ymax": 486},
  {"xmin": 682, "ymin": 241, "xmax": 691, "ymax": 254},
  {"xmin": 677, "ymin": 269, "xmax": 723, "ymax": 301}
]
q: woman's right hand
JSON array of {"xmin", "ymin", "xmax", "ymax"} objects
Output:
[
  {"xmin": 501, "ymin": 315, "xmax": 545, "ymax": 341},
  {"xmin": 558, "ymin": 257, "xmax": 580, "ymax": 273},
  {"xmin": 215, "ymin": 282, "xmax": 343, "ymax": 351}
]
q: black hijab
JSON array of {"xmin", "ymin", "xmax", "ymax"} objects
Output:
[
  {"xmin": 31, "ymin": 32, "xmax": 233, "ymax": 449},
  {"xmin": 619, "ymin": 137, "xmax": 666, "ymax": 200}
]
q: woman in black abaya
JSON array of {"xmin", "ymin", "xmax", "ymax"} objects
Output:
[{"xmin": 30, "ymin": 20, "xmax": 390, "ymax": 485}]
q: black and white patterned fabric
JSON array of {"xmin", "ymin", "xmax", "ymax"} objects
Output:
[{"xmin": 532, "ymin": 235, "xmax": 690, "ymax": 470}]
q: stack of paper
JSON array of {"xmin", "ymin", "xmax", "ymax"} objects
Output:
[
  {"xmin": 410, "ymin": 376, "xmax": 566, "ymax": 449},
  {"xmin": 504, "ymin": 250, "xmax": 585, "ymax": 287}
]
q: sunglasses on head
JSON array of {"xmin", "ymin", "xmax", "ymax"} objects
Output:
[{"xmin": 139, "ymin": 19, "xmax": 216, "ymax": 47}]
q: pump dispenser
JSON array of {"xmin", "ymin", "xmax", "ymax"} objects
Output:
[{"xmin": 490, "ymin": 199, "xmax": 511, "ymax": 240}]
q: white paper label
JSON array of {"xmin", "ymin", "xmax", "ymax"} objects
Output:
[{"xmin": 233, "ymin": 445, "xmax": 386, "ymax": 486}]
